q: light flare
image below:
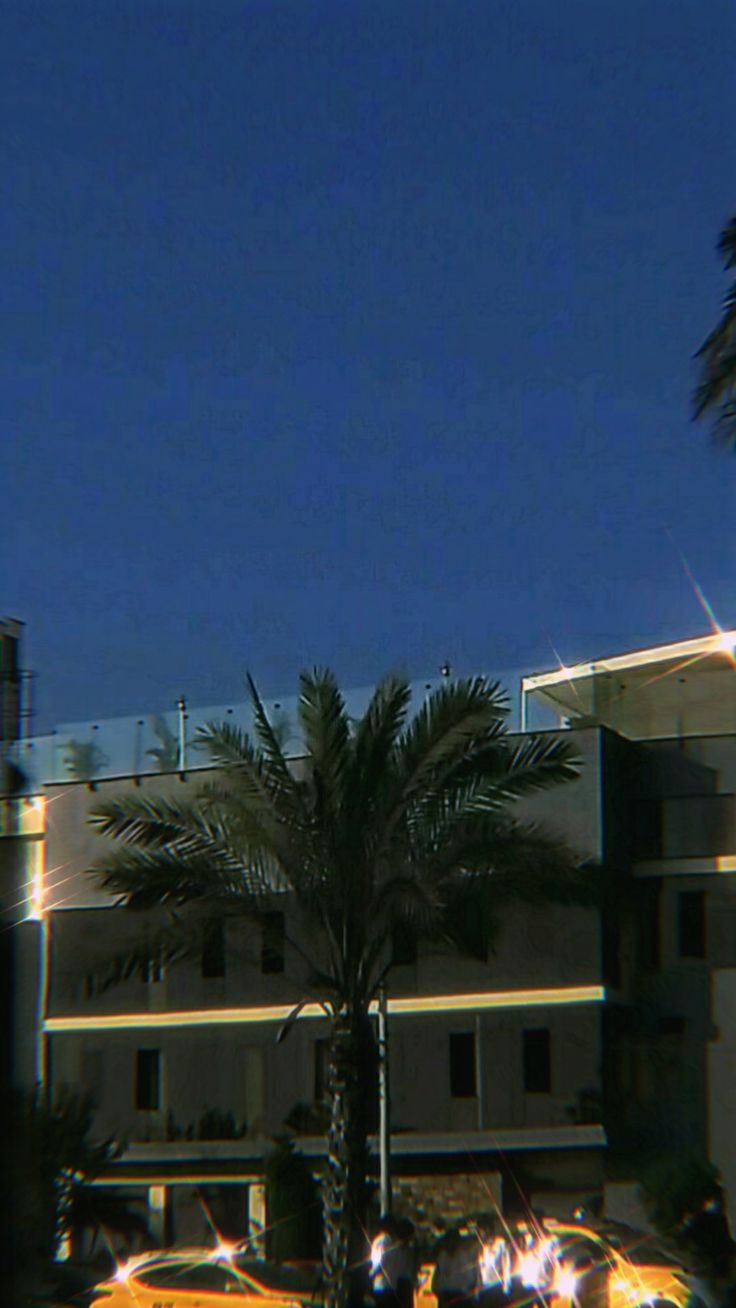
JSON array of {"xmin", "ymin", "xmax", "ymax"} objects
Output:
[
  {"xmin": 666, "ymin": 528, "xmax": 736, "ymax": 666},
  {"xmin": 555, "ymin": 1265, "xmax": 579, "ymax": 1299},
  {"xmin": 548, "ymin": 638, "xmax": 584, "ymax": 705}
]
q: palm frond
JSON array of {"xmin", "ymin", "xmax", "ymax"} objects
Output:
[
  {"xmin": 718, "ymin": 216, "xmax": 736, "ymax": 269},
  {"xmin": 693, "ymin": 214, "xmax": 736, "ymax": 448},
  {"xmin": 90, "ymin": 792, "xmax": 216, "ymax": 849},
  {"xmin": 298, "ymin": 668, "xmax": 352, "ymax": 818},
  {"xmin": 467, "ymin": 731, "xmax": 580, "ymax": 803},
  {"xmin": 349, "ymin": 674, "xmax": 411, "ymax": 803},
  {"xmin": 434, "ymin": 818, "xmax": 597, "ymax": 905},
  {"xmin": 247, "ymin": 674, "xmax": 300, "ymax": 786},
  {"xmin": 378, "ymin": 678, "xmax": 508, "ymax": 851},
  {"xmin": 89, "ymin": 844, "xmax": 269, "ymax": 909},
  {"xmin": 196, "ymin": 720, "xmax": 288, "ymax": 818},
  {"xmin": 88, "ymin": 912, "xmax": 202, "ymax": 990},
  {"xmin": 397, "ymin": 677, "xmax": 509, "ymax": 792}
]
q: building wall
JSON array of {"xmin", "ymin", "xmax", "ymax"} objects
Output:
[
  {"xmin": 708, "ymin": 969, "xmax": 736, "ymax": 1232},
  {"xmin": 30, "ymin": 728, "xmax": 611, "ymax": 1214}
]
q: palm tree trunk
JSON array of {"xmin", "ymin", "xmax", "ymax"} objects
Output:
[{"xmin": 322, "ymin": 1004, "xmax": 370, "ymax": 1308}]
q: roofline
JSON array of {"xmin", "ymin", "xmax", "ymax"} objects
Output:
[{"xmin": 521, "ymin": 629, "xmax": 736, "ymax": 694}]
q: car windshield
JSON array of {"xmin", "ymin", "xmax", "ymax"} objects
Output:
[
  {"xmin": 620, "ymin": 1244, "xmax": 682, "ymax": 1267},
  {"xmin": 595, "ymin": 1225, "xmax": 681, "ymax": 1267},
  {"xmin": 234, "ymin": 1260, "xmax": 320, "ymax": 1293}
]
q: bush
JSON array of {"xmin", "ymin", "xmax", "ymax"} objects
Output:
[
  {"xmin": 639, "ymin": 1154, "xmax": 734, "ymax": 1280},
  {"xmin": 265, "ymin": 1137, "xmax": 322, "ymax": 1262}
]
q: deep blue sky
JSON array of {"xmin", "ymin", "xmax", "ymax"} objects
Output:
[{"xmin": 3, "ymin": 0, "xmax": 734, "ymax": 732}]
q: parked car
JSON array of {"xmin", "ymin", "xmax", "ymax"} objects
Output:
[
  {"xmin": 545, "ymin": 1217, "xmax": 692, "ymax": 1308},
  {"xmin": 87, "ymin": 1249, "xmax": 320, "ymax": 1308},
  {"xmin": 415, "ymin": 1217, "xmax": 692, "ymax": 1308}
]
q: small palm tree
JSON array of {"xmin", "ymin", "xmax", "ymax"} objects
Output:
[
  {"xmin": 694, "ymin": 215, "xmax": 736, "ymax": 448},
  {"xmin": 89, "ymin": 670, "xmax": 588, "ymax": 1308},
  {"xmin": 12, "ymin": 1085, "xmax": 141, "ymax": 1282}
]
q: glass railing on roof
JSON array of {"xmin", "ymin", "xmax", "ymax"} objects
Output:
[{"xmin": 8, "ymin": 670, "xmax": 527, "ymax": 791}]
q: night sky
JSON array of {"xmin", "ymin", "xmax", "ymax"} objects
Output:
[{"xmin": 3, "ymin": 0, "xmax": 734, "ymax": 733}]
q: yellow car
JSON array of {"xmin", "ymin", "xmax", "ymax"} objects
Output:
[
  {"xmin": 415, "ymin": 1218, "xmax": 692, "ymax": 1308},
  {"xmin": 89, "ymin": 1250, "xmax": 321, "ymax": 1308},
  {"xmin": 527, "ymin": 1218, "xmax": 693, "ymax": 1308}
]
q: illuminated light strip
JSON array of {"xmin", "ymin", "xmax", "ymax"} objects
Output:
[
  {"xmin": 635, "ymin": 855, "xmax": 736, "ymax": 876},
  {"xmin": 88, "ymin": 1174, "xmax": 260, "ymax": 1186},
  {"xmin": 43, "ymin": 985, "xmax": 605, "ymax": 1033},
  {"xmin": 27, "ymin": 815, "xmax": 47, "ymax": 921},
  {"xmin": 522, "ymin": 630, "xmax": 736, "ymax": 693}
]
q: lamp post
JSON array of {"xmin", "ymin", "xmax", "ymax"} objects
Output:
[
  {"xmin": 377, "ymin": 984, "xmax": 391, "ymax": 1216},
  {"xmin": 177, "ymin": 697, "xmax": 187, "ymax": 773}
]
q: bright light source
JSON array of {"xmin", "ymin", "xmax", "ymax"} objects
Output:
[
  {"xmin": 714, "ymin": 630, "xmax": 736, "ymax": 661},
  {"xmin": 213, "ymin": 1241, "xmax": 235, "ymax": 1262},
  {"xmin": 371, "ymin": 1234, "xmax": 389, "ymax": 1273},
  {"xmin": 555, "ymin": 1267, "xmax": 578, "ymax": 1298}
]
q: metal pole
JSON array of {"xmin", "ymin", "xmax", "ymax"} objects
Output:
[
  {"xmin": 177, "ymin": 697, "xmax": 187, "ymax": 772},
  {"xmin": 377, "ymin": 984, "xmax": 392, "ymax": 1216},
  {"xmin": 475, "ymin": 1015, "xmax": 484, "ymax": 1131}
]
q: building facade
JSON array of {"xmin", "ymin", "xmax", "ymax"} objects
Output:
[{"xmin": 6, "ymin": 627, "xmax": 736, "ymax": 1247}]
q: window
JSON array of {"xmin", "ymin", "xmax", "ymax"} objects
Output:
[
  {"xmin": 136, "ymin": 1049, "xmax": 161, "ymax": 1110},
  {"xmin": 261, "ymin": 911, "xmax": 285, "ymax": 974},
  {"xmin": 391, "ymin": 920, "xmax": 417, "ymax": 967},
  {"xmin": 139, "ymin": 953, "xmax": 163, "ymax": 984},
  {"xmin": 523, "ymin": 1028, "xmax": 551, "ymax": 1093},
  {"xmin": 137, "ymin": 1262, "xmax": 243, "ymax": 1293},
  {"xmin": 314, "ymin": 1038, "xmax": 329, "ymax": 1103},
  {"xmin": 449, "ymin": 1032, "xmax": 476, "ymax": 1098},
  {"xmin": 81, "ymin": 1048, "xmax": 104, "ymax": 1101},
  {"xmin": 678, "ymin": 890, "xmax": 706, "ymax": 959},
  {"xmin": 637, "ymin": 881, "xmax": 661, "ymax": 970},
  {"xmin": 202, "ymin": 920, "xmax": 226, "ymax": 979},
  {"xmin": 601, "ymin": 912, "xmax": 622, "ymax": 988}
]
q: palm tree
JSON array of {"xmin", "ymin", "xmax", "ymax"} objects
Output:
[
  {"xmin": 89, "ymin": 670, "xmax": 589, "ymax": 1308},
  {"xmin": 11, "ymin": 1085, "xmax": 147, "ymax": 1295},
  {"xmin": 694, "ymin": 215, "xmax": 736, "ymax": 447}
]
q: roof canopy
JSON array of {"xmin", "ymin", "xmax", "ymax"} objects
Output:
[{"xmin": 522, "ymin": 630, "xmax": 736, "ymax": 739}]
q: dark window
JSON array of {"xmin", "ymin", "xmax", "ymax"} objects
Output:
[
  {"xmin": 202, "ymin": 920, "xmax": 226, "ymax": 979},
  {"xmin": 637, "ymin": 881, "xmax": 661, "ymax": 970},
  {"xmin": 391, "ymin": 920, "xmax": 418, "ymax": 967},
  {"xmin": 657, "ymin": 1015, "xmax": 685, "ymax": 1036},
  {"xmin": 136, "ymin": 1049, "xmax": 160, "ymax": 1110},
  {"xmin": 261, "ymin": 911, "xmax": 285, "ymax": 974},
  {"xmin": 314, "ymin": 1038, "xmax": 329, "ymax": 1103},
  {"xmin": 449, "ymin": 1032, "xmax": 476, "ymax": 1098},
  {"xmin": 523, "ymin": 1028, "xmax": 551, "ymax": 1093},
  {"xmin": 678, "ymin": 890, "xmax": 706, "ymax": 959}
]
